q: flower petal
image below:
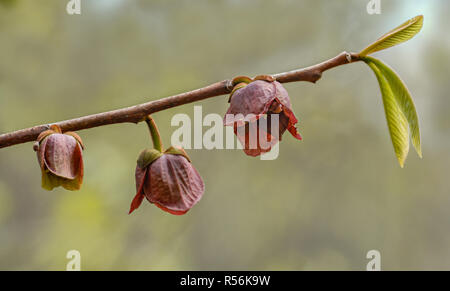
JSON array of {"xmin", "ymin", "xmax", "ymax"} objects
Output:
[
  {"xmin": 129, "ymin": 166, "xmax": 148, "ymax": 214},
  {"xmin": 135, "ymin": 165, "xmax": 147, "ymax": 193},
  {"xmin": 154, "ymin": 202, "xmax": 188, "ymax": 215},
  {"xmin": 44, "ymin": 134, "xmax": 82, "ymax": 180},
  {"xmin": 129, "ymin": 192, "xmax": 145, "ymax": 214},
  {"xmin": 233, "ymin": 122, "xmax": 278, "ymax": 157},
  {"xmin": 65, "ymin": 131, "xmax": 85, "ymax": 149},
  {"xmin": 37, "ymin": 129, "xmax": 56, "ymax": 143},
  {"xmin": 37, "ymin": 137, "xmax": 48, "ymax": 169},
  {"xmin": 224, "ymin": 81, "xmax": 278, "ymax": 125},
  {"xmin": 61, "ymin": 142, "xmax": 84, "ymax": 190},
  {"xmin": 145, "ymin": 154, "xmax": 204, "ymax": 214},
  {"xmin": 282, "ymin": 106, "xmax": 302, "ymax": 140},
  {"xmin": 41, "ymin": 170, "xmax": 65, "ymax": 191}
]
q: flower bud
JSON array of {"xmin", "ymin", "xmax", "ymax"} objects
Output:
[{"xmin": 34, "ymin": 125, "xmax": 84, "ymax": 191}]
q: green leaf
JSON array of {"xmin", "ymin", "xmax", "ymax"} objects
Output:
[
  {"xmin": 364, "ymin": 59, "xmax": 410, "ymax": 167},
  {"xmin": 360, "ymin": 15, "xmax": 423, "ymax": 56},
  {"xmin": 363, "ymin": 56, "xmax": 422, "ymax": 158}
]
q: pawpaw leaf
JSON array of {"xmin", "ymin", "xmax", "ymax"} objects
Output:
[
  {"xmin": 363, "ymin": 56, "xmax": 422, "ymax": 158},
  {"xmin": 364, "ymin": 59, "xmax": 410, "ymax": 167},
  {"xmin": 360, "ymin": 15, "xmax": 423, "ymax": 56}
]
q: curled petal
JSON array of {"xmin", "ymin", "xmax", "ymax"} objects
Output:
[
  {"xmin": 154, "ymin": 202, "xmax": 188, "ymax": 215},
  {"xmin": 37, "ymin": 137, "xmax": 48, "ymax": 169},
  {"xmin": 129, "ymin": 166, "xmax": 148, "ymax": 214},
  {"xmin": 135, "ymin": 165, "xmax": 147, "ymax": 194},
  {"xmin": 231, "ymin": 75, "xmax": 253, "ymax": 86},
  {"xmin": 37, "ymin": 129, "xmax": 57, "ymax": 143},
  {"xmin": 282, "ymin": 106, "xmax": 302, "ymax": 140},
  {"xmin": 129, "ymin": 192, "xmax": 145, "ymax": 214}
]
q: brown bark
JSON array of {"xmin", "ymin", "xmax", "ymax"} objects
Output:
[{"xmin": 0, "ymin": 52, "xmax": 359, "ymax": 149}]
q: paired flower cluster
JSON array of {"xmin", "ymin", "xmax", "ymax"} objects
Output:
[{"xmin": 33, "ymin": 75, "xmax": 301, "ymax": 215}]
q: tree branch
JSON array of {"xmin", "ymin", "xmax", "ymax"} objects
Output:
[{"xmin": 0, "ymin": 51, "xmax": 360, "ymax": 149}]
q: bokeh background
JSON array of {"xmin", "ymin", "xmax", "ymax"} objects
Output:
[{"xmin": 0, "ymin": 0, "xmax": 448, "ymax": 270}]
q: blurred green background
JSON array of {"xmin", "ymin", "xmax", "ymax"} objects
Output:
[{"xmin": 0, "ymin": 0, "xmax": 449, "ymax": 270}]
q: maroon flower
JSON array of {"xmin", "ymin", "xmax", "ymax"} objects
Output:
[
  {"xmin": 223, "ymin": 77, "xmax": 302, "ymax": 156},
  {"xmin": 34, "ymin": 125, "xmax": 84, "ymax": 191},
  {"xmin": 129, "ymin": 147, "xmax": 205, "ymax": 215},
  {"xmin": 129, "ymin": 116, "xmax": 204, "ymax": 215}
]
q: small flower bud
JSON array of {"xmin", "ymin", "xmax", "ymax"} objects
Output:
[{"xmin": 35, "ymin": 125, "xmax": 84, "ymax": 191}]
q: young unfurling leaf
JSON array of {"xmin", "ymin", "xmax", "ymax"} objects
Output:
[
  {"xmin": 362, "ymin": 57, "xmax": 421, "ymax": 167},
  {"xmin": 363, "ymin": 56, "xmax": 422, "ymax": 158},
  {"xmin": 365, "ymin": 60, "xmax": 409, "ymax": 167},
  {"xmin": 360, "ymin": 15, "xmax": 423, "ymax": 56}
]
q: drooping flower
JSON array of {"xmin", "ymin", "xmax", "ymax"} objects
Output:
[
  {"xmin": 33, "ymin": 124, "xmax": 84, "ymax": 191},
  {"xmin": 223, "ymin": 76, "xmax": 302, "ymax": 157},
  {"xmin": 129, "ymin": 116, "xmax": 204, "ymax": 215}
]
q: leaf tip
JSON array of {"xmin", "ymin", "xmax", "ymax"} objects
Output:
[
  {"xmin": 359, "ymin": 14, "xmax": 424, "ymax": 56},
  {"xmin": 416, "ymin": 148, "xmax": 423, "ymax": 159},
  {"xmin": 398, "ymin": 158, "xmax": 405, "ymax": 168}
]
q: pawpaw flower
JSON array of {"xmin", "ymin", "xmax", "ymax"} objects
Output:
[
  {"xmin": 223, "ymin": 75, "xmax": 302, "ymax": 157},
  {"xmin": 33, "ymin": 124, "xmax": 84, "ymax": 191},
  {"xmin": 129, "ymin": 116, "xmax": 204, "ymax": 215}
]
